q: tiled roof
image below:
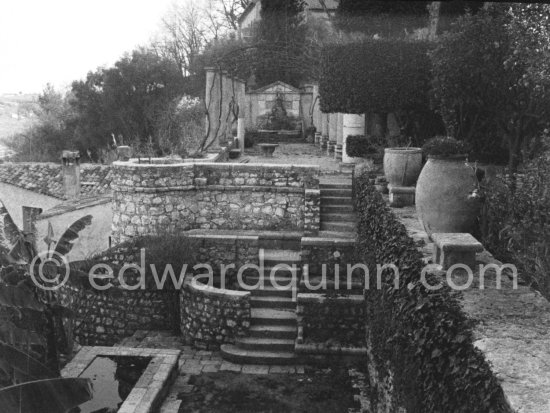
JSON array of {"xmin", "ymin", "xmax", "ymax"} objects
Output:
[{"xmin": 0, "ymin": 163, "xmax": 112, "ymax": 199}]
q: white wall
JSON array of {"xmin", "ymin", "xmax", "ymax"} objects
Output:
[
  {"xmin": 0, "ymin": 182, "xmax": 61, "ymax": 228},
  {"xmin": 35, "ymin": 202, "xmax": 113, "ymax": 261}
]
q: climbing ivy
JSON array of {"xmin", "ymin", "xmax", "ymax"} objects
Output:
[{"xmin": 354, "ymin": 172, "xmax": 512, "ymax": 412}]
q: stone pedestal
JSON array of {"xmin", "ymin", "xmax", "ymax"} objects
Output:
[
  {"xmin": 388, "ymin": 185, "xmax": 415, "ymax": 207},
  {"xmin": 335, "ymin": 144, "xmax": 343, "ymax": 161},
  {"xmin": 432, "ymin": 233, "xmax": 483, "ymax": 270},
  {"xmin": 314, "ymin": 132, "xmax": 322, "ymax": 147}
]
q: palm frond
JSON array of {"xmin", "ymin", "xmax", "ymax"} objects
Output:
[{"xmin": 53, "ymin": 215, "xmax": 93, "ymax": 258}]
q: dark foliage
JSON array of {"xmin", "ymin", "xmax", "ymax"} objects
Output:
[
  {"xmin": 345, "ymin": 135, "xmax": 378, "ymax": 158},
  {"xmin": 422, "ymin": 136, "xmax": 470, "ymax": 158},
  {"xmin": 480, "ymin": 134, "xmax": 550, "ymax": 298},
  {"xmin": 320, "ymin": 40, "xmax": 444, "ymax": 145},
  {"xmin": 430, "ymin": 4, "xmax": 550, "ymax": 169},
  {"xmin": 255, "ymin": 0, "xmax": 307, "ymax": 88}
]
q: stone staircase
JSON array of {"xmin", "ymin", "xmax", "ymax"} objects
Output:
[
  {"xmin": 320, "ymin": 181, "xmax": 356, "ymax": 233},
  {"xmin": 220, "ymin": 247, "xmax": 301, "ymax": 365}
]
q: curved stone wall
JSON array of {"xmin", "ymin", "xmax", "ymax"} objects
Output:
[
  {"xmin": 111, "ymin": 161, "xmax": 320, "ymax": 242},
  {"xmin": 180, "ymin": 278, "xmax": 251, "ymax": 350}
]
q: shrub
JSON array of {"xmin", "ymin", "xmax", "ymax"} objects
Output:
[
  {"xmin": 430, "ymin": 4, "xmax": 550, "ymax": 169},
  {"xmin": 345, "ymin": 135, "xmax": 378, "ymax": 158},
  {"xmin": 244, "ymin": 131, "xmax": 256, "ymax": 148},
  {"xmin": 354, "ymin": 172, "xmax": 509, "ymax": 412},
  {"xmin": 480, "ymin": 134, "xmax": 550, "ymax": 298},
  {"xmin": 421, "ymin": 136, "xmax": 470, "ymax": 157}
]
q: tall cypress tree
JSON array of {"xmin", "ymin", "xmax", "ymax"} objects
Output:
[{"xmin": 255, "ymin": 0, "xmax": 307, "ymax": 87}]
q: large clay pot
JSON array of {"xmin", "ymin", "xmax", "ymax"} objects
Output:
[
  {"xmin": 415, "ymin": 155, "xmax": 480, "ymax": 237},
  {"xmin": 383, "ymin": 147, "xmax": 423, "ymax": 186}
]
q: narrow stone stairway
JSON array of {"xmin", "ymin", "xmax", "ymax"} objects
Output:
[
  {"xmin": 320, "ymin": 180, "xmax": 356, "ymax": 233},
  {"xmin": 220, "ymin": 247, "xmax": 301, "ymax": 364}
]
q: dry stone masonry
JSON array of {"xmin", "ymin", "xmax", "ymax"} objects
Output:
[{"xmin": 111, "ymin": 161, "xmax": 321, "ymax": 241}]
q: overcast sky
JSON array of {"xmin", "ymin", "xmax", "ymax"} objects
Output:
[{"xmin": 0, "ymin": 0, "xmax": 178, "ymax": 94}]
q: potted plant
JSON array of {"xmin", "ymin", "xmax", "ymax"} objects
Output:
[
  {"xmin": 383, "ymin": 145, "xmax": 423, "ymax": 187},
  {"xmin": 415, "ymin": 136, "xmax": 482, "ymax": 237}
]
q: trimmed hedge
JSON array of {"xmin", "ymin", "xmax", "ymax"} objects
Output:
[
  {"xmin": 345, "ymin": 135, "xmax": 377, "ymax": 158},
  {"xmin": 320, "ymin": 39, "xmax": 432, "ymax": 114},
  {"xmin": 354, "ymin": 172, "xmax": 510, "ymax": 412}
]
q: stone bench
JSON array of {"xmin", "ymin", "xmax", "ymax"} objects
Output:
[
  {"xmin": 388, "ymin": 185, "xmax": 415, "ymax": 207},
  {"xmin": 432, "ymin": 233, "xmax": 484, "ymax": 270}
]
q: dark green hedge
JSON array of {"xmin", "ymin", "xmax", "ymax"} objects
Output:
[
  {"xmin": 346, "ymin": 135, "xmax": 377, "ymax": 158},
  {"xmin": 319, "ymin": 39, "xmax": 432, "ymax": 114},
  {"xmin": 354, "ymin": 173, "xmax": 510, "ymax": 412}
]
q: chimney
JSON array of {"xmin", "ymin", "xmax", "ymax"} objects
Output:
[
  {"xmin": 22, "ymin": 206, "xmax": 43, "ymax": 234},
  {"xmin": 62, "ymin": 150, "xmax": 81, "ymax": 199}
]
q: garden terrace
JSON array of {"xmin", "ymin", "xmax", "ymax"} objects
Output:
[{"xmin": 355, "ymin": 173, "xmax": 550, "ymax": 412}]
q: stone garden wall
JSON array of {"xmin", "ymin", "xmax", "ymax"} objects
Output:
[
  {"xmin": 57, "ymin": 234, "xmax": 259, "ymax": 346},
  {"xmin": 111, "ymin": 162, "xmax": 320, "ymax": 242},
  {"xmin": 180, "ymin": 278, "xmax": 251, "ymax": 350}
]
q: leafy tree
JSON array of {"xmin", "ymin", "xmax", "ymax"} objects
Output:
[
  {"xmin": 430, "ymin": 3, "xmax": 550, "ymax": 169},
  {"xmin": 256, "ymin": 0, "xmax": 307, "ymax": 87},
  {"xmin": 69, "ymin": 49, "xmax": 185, "ymax": 156}
]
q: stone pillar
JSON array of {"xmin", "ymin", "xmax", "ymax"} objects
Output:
[
  {"xmin": 62, "ymin": 150, "xmax": 80, "ymax": 199},
  {"xmin": 321, "ymin": 113, "xmax": 329, "ymax": 149},
  {"xmin": 342, "ymin": 114, "xmax": 365, "ymax": 164},
  {"xmin": 335, "ymin": 113, "xmax": 344, "ymax": 161},
  {"xmin": 237, "ymin": 118, "xmax": 245, "ymax": 151},
  {"xmin": 22, "ymin": 206, "xmax": 42, "ymax": 234},
  {"xmin": 327, "ymin": 113, "xmax": 338, "ymax": 155}
]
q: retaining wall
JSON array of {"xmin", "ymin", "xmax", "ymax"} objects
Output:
[
  {"xmin": 180, "ymin": 278, "xmax": 251, "ymax": 350},
  {"xmin": 111, "ymin": 162, "xmax": 320, "ymax": 242}
]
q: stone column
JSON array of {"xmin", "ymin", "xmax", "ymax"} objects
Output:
[
  {"xmin": 342, "ymin": 114, "xmax": 365, "ymax": 164},
  {"xmin": 335, "ymin": 113, "xmax": 344, "ymax": 161},
  {"xmin": 328, "ymin": 113, "xmax": 338, "ymax": 155},
  {"xmin": 321, "ymin": 113, "xmax": 329, "ymax": 149}
]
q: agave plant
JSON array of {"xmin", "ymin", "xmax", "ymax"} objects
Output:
[{"xmin": 0, "ymin": 200, "xmax": 94, "ymax": 411}]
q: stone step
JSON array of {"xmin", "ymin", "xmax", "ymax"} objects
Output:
[
  {"xmin": 262, "ymin": 265, "xmax": 302, "ymax": 277},
  {"xmin": 319, "ymin": 183, "xmax": 352, "ymax": 190},
  {"xmin": 258, "ymin": 237, "xmax": 302, "ymax": 251},
  {"xmin": 250, "ymin": 295, "xmax": 296, "ymax": 310},
  {"xmin": 320, "ymin": 188, "xmax": 352, "ymax": 197},
  {"xmin": 236, "ymin": 337, "xmax": 295, "ymax": 352},
  {"xmin": 320, "ymin": 213, "xmax": 357, "ymax": 223},
  {"xmin": 320, "ymin": 222, "xmax": 356, "ymax": 232},
  {"xmin": 249, "ymin": 325, "xmax": 297, "ymax": 340},
  {"xmin": 262, "ymin": 249, "xmax": 302, "ymax": 266},
  {"xmin": 220, "ymin": 345, "xmax": 299, "ymax": 365},
  {"xmin": 251, "ymin": 308, "xmax": 296, "ymax": 326},
  {"xmin": 320, "ymin": 196, "xmax": 353, "ymax": 206},
  {"xmin": 251, "ymin": 286, "xmax": 298, "ymax": 298},
  {"xmin": 321, "ymin": 204, "xmax": 354, "ymax": 214},
  {"xmin": 245, "ymin": 274, "xmax": 299, "ymax": 289}
]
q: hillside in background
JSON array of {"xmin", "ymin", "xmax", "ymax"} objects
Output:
[{"xmin": 0, "ymin": 93, "xmax": 39, "ymax": 142}]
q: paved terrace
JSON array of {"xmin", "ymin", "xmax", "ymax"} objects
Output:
[{"xmin": 243, "ymin": 143, "xmax": 345, "ymax": 174}]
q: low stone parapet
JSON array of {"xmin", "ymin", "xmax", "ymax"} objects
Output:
[{"xmin": 180, "ymin": 277, "xmax": 251, "ymax": 350}]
